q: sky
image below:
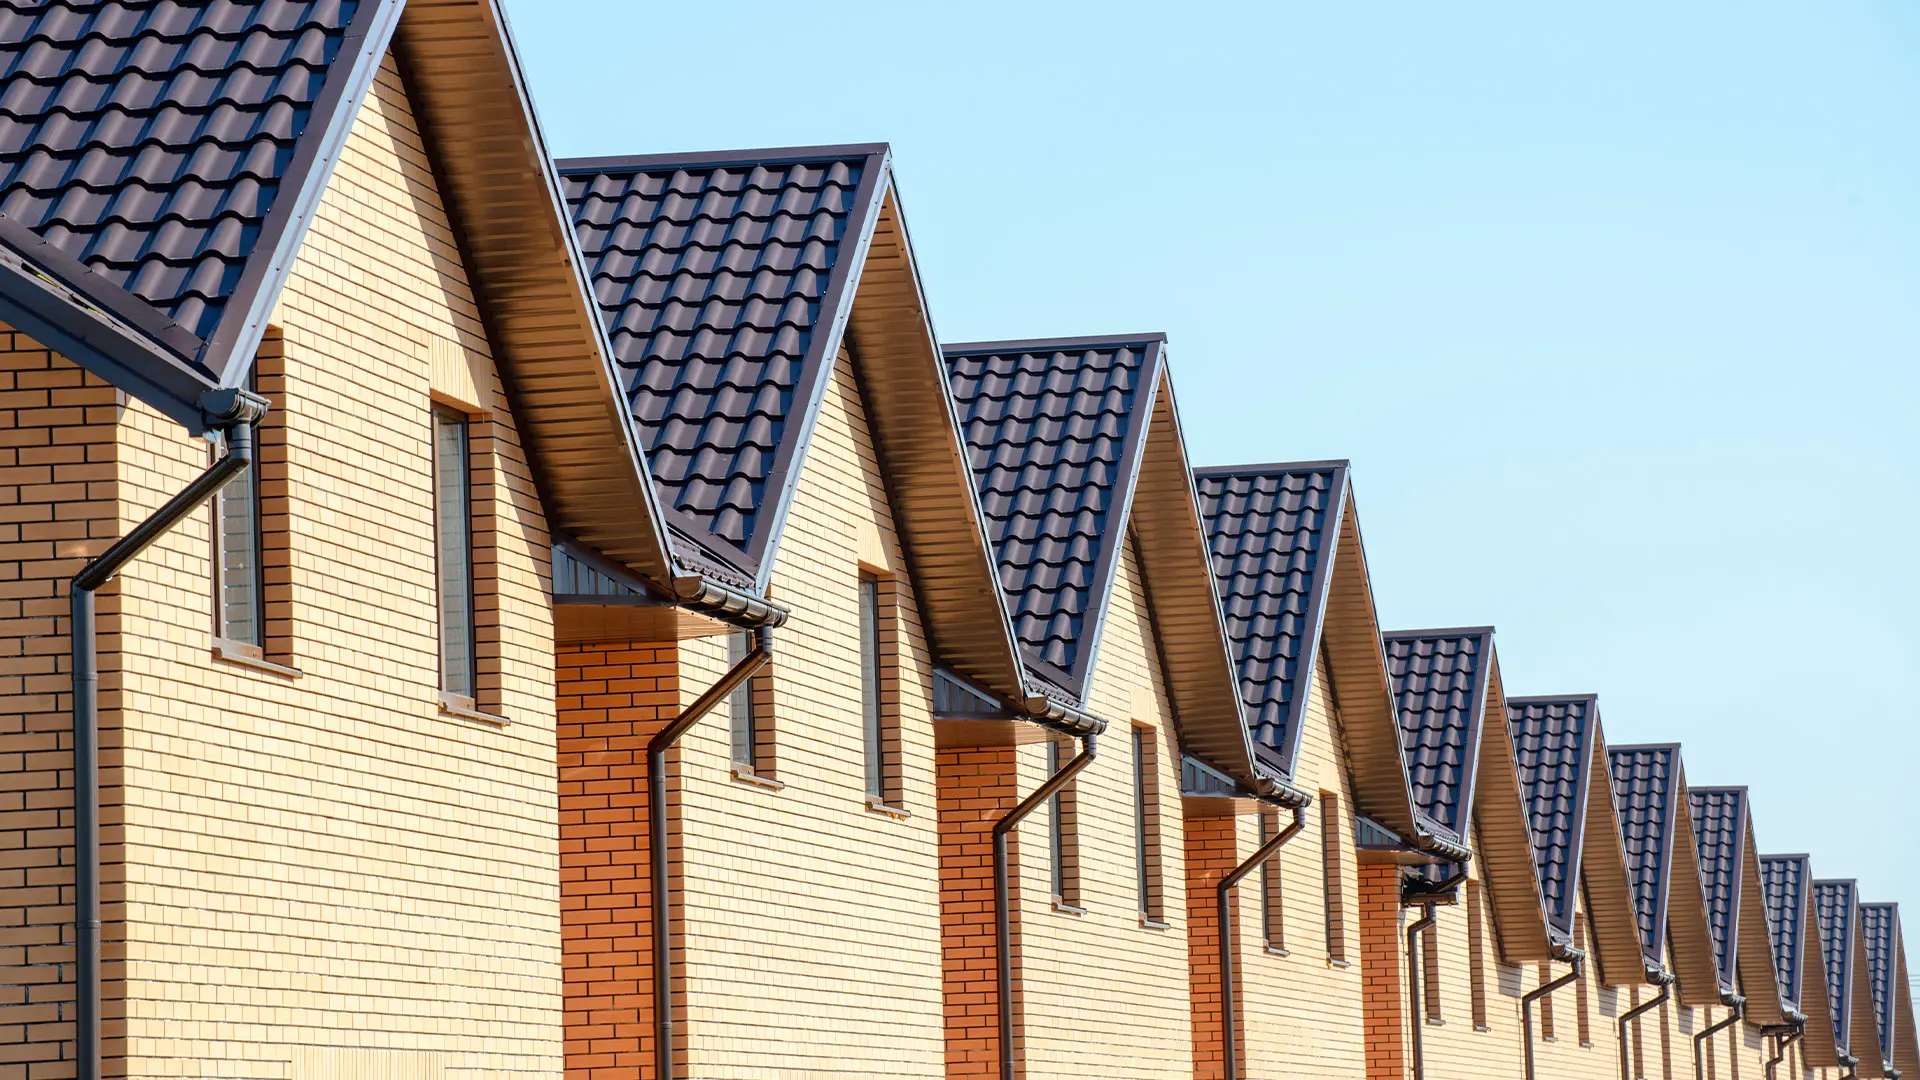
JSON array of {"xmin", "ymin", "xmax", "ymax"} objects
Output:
[{"xmin": 502, "ymin": 2, "xmax": 1920, "ymax": 944}]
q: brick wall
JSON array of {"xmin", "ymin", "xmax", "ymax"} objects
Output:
[
  {"xmin": 0, "ymin": 52, "xmax": 563, "ymax": 1078},
  {"xmin": 1361, "ymin": 862, "xmax": 1408, "ymax": 1080},
  {"xmin": 0, "ymin": 332, "xmax": 121, "ymax": 1077},
  {"xmin": 939, "ymin": 746, "xmax": 1020, "ymax": 1076},
  {"xmin": 1184, "ymin": 811, "xmax": 1238, "ymax": 1078}
]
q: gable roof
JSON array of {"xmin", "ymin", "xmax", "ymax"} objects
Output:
[
  {"xmin": 1763, "ymin": 855, "xmax": 1838, "ymax": 1063},
  {"xmin": 557, "ymin": 144, "xmax": 888, "ymax": 591},
  {"xmin": 938, "ymin": 335, "xmax": 1281, "ymax": 795},
  {"xmin": 1686, "ymin": 786, "xmax": 1788, "ymax": 1022},
  {"xmin": 1504, "ymin": 694, "xmax": 1643, "ymax": 981},
  {"xmin": 1196, "ymin": 462, "xmax": 1422, "ymax": 840},
  {"xmin": 1862, "ymin": 903, "xmax": 1917, "ymax": 1076},
  {"xmin": 1817, "ymin": 879, "xmax": 1887, "ymax": 1076},
  {"xmin": 1386, "ymin": 627, "xmax": 1554, "ymax": 961},
  {"xmin": 1607, "ymin": 744, "xmax": 1721, "ymax": 997},
  {"xmin": 0, "ymin": 0, "xmax": 405, "ymax": 432},
  {"xmin": 942, "ymin": 334, "xmax": 1160, "ymax": 700}
]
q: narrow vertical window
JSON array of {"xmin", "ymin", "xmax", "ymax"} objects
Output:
[
  {"xmin": 1574, "ymin": 912, "xmax": 1592, "ymax": 1045},
  {"xmin": 433, "ymin": 408, "xmax": 474, "ymax": 701},
  {"xmin": 1467, "ymin": 881, "xmax": 1490, "ymax": 1029},
  {"xmin": 1047, "ymin": 739, "xmax": 1079, "ymax": 908},
  {"xmin": 1133, "ymin": 726, "xmax": 1163, "ymax": 923},
  {"xmin": 1320, "ymin": 791, "xmax": 1347, "ymax": 962},
  {"xmin": 728, "ymin": 631, "xmax": 755, "ymax": 769},
  {"xmin": 1422, "ymin": 915, "xmax": 1443, "ymax": 1021},
  {"xmin": 212, "ymin": 423, "xmax": 263, "ymax": 651},
  {"xmin": 1260, "ymin": 808, "xmax": 1285, "ymax": 950},
  {"xmin": 860, "ymin": 575, "xmax": 884, "ymax": 800}
]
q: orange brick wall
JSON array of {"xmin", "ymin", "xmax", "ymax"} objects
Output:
[
  {"xmin": 556, "ymin": 641, "xmax": 678, "ymax": 1079},
  {"xmin": 1361, "ymin": 862, "xmax": 1408, "ymax": 1080},
  {"xmin": 0, "ymin": 334, "xmax": 121, "ymax": 1076},
  {"xmin": 1184, "ymin": 811, "xmax": 1238, "ymax": 1079},
  {"xmin": 939, "ymin": 746, "xmax": 1021, "ymax": 1076}
]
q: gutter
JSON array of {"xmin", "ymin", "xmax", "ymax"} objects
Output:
[
  {"xmin": 69, "ymin": 387, "xmax": 268, "ymax": 1080},
  {"xmin": 1619, "ymin": 971, "xmax": 1676, "ymax": 1080},
  {"xmin": 671, "ymin": 571, "xmax": 789, "ymax": 628},
  {"xmin": 994, "ymin": 731, "xmax": 1098, "ymax": 1079},
  {"xmin": 1523, "ymin": 947, "xmax": 1586, "ymax": 1080},
  {"xmin": 1218, "ymin": 801, "xmax": 1309, "ymax": 1080},
  {"xmin": 649, "ymin": 626, "xmax": 773, "ymax": 1080},
  {"xmin": 1693, "ymin": 996, "xmax": 1746, "ymax": 1080}
]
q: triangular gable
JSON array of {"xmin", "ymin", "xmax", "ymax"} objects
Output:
[
  {"xmin": 942, "ymin": 334, "xmax": 1160, "ymax": 701},
  {"xmin": 0, "ymin": 0, "xmax": 405, "ymax": 432},
  {"xmin": 1608, "ymin": 745, "xmax": 1721, "ymax": 996},
  {"xmin": 1818, "ymin": 879, "xmax": 1887, "ymax": 1076},
  {"xmin": 1764, "ymin": 855, "xmax": 1840, "ymax": 1066},
  {"xmin": 1688, "ymin": 787, "xmax": 1788, "ymax": 1023},
  {"xmin": 1862, "ymin": 903, "xmax": 1916, "ymax": 1075},
  {"xmin": 1196, "ymin": 462, "xmax": 1420, "ymax": 839},
  {"xmin": 557, "ymin": 145, "xmax": 889, "ymax": 591},
  {"xmin": 1505, "ymin": 694, "xmax": 1643, "ymax": 982}
]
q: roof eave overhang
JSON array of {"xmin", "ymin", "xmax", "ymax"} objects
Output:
[
  {"xmin": 1667, "ymin": 771, "xmax": 1728, "ymax": 1007},
  {"xmin": 1471, "ymin": 655, "xmax": 1560, "ymax": 964},
  {"xmin": 1736, "ymin": 828, "xmax": 1791, "ymax": 1026},
  {"xmin": 1580, "ymin": 719, "xmax": 1654, "ymax": 987}
]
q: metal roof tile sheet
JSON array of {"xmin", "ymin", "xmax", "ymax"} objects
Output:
[
  {"xmin": 1195, "ymin": 463, "xmax": 1344, "ymax": 778},
  {"xmin": 1817, "ymin": 879, "xmax": 1860, "ymax": 1051},
  {"xmin": 940, "ymin": 336, "xmax": 1159, "ymax": 694},
  {"xmin": 0, "ymin": 0, "xmax": 363, "ymax": 340},
  {"xmin": 1688, "ymin": 787, "xmax": 1748, "ymax": 989},
  {"xmin": 1862, "ymin": 903, "xmax": 1900, "ymax": 1063},
  {"xmin": 1761, "ymin": 854, "xmax": 1810, "ymax": 1010},
  {"xmin": 558, "ymin": 148, "xmax": 882, "ymax": 579},
  {"xmin": 1382, "ymin": 629, "xmax": 1490, "ymax": 839},
  {"xmin": 1608, "ymin": 745, "xmax": 1680, "ymax": 965},
  {"xmin": 1504, "ymin": 695, "xmax": 1601, "ymax": 938}
]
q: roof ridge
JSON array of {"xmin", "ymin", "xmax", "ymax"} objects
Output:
[
  {"xmin": 556, "ymin": 144, "xmax": 890, "ymax": 175},
  {"xmin": 1193, "ymin": 457, "xmax": 1351, "ymax": 476},
  {"xmin": 942, "ymin": 331, "xmax": 1169, "ymax": 354},
  {"xmin": 1382, "ymin": 625, "xmax": 1496, "ymax": 639}
]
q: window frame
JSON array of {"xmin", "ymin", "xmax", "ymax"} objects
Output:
[
  {"xmin": 1260, "ymin": 807, "xmax": 1286, "ymax": 952},
  {"xmin": 431, "ymin": 406, "xmax": 477, "ymax": 706},
  {"xmin": 1133, "ymin": 725, "xmax": 1165, "ymax": 925},
  {"xmin": 1047, "ymin": 738, "xmax": 1081, "ymax": 910},
  {"xmin": 210, "ymin": 421, "xmax": 265, "ymax": 655},
  {"xmin": 1320, "ymin": 790, "xmax": 1347, "ymax": 963}
]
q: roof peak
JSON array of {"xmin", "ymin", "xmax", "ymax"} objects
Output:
[
  {"xmin": 942, "ymin": 332, "xmax": 1169, "ymax": 355},
  {"xmin": 1383, "ymin": 625, "xmax": 1496, "ymax": 640},
  {"xmin": 1193, "ymin": 458, "xmax": 1351, "ymax": 478},
  {"xmin": 555, "ymin": 143, "xmax": 890, "ymax": 174}
]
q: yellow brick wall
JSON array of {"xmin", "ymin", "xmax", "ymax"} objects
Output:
[
  {"xmin": 54, "ymin": 55, "xmax": 560, "ymax": 1078},
  {"xmin": 662, "ymin": 349, "xmax": 948, "ymax": 1076},
  {"xmin": 0, "ymin": 331, "xmax": 121, "ymax": 1078},
  {"xmin": 1233, "ymin": 653, "xmax": 1369, "ymax": 1078}
]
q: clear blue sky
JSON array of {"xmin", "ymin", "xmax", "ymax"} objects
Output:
[{"xmin": 503, "ymin": 2, "xmax": 1920, "ymax": 938}]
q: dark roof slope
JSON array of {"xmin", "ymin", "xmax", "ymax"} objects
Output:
[
  {"xmin": 1195, "ymin": 463, "xmax": 1344, "ymax": 775},
  {"xmin": 1689, "ymin": 787, "xmax": 1748, "ymax": 991},
  {"xmin": 557, "ymin": 145, "xmax": 888, "ymax": 588},
  {"xmin": 1506, "ymin": 696, "xmax": 1602, "ymax": 941},
  {"xmin": 1382, "ymin": 628, "xmax": 1492, "ymax": 845},
  {"xmin": 1816, "ymin": 878, "xmax": 1882, "ymax": 1071},
  {"xmin": 1862, "ymin": 903, "xmax": 1902, "ymax": 1067},
  {"xmin": 0, "ymin": 0, "xmax": 403, "ymax": 430},
  {"xmin": 1608, "ymin": 745, "xmax": 1682, "ymax": 969},
  {"xmin": 941, "ymin": 334, "xmax": 1160, "ymax": 697},
  {"xmin": 1762, "ymin": 854, "xmax": 1812, "ymax": 1013}
]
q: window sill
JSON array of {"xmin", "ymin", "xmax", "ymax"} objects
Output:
[
  {"xmin": 1265, "ymin": 946, "xmax": 1291, "ymax": 957},
  {"xmin": 1473, "ymin": 1025, "xmax": 1493, "ymax": 1034},
  {"xmin": 1052, "ymin": 900, "xmax": 1086, "ymax": 916},
  {"xmin": 1138, "ymin": 918, "xmax": 1171, "ymax": 931},
  {"xmin": 865, "ymin": 797, "xmax": 910, "ymax": 820},
  {"xmin": 439, "ymin": 692, "xmax": 507, "ymax": 726},
  {"xmin": 1327, "ymin": 959, "xmax": 1354, "ymax": 969},
  {"xmin": 212, "ymin": 639, "xmax": 301, "ymax": 679},
  {"xmin": 1426, "ymin": 1018, "xmax": 1447, "ymax": 1027},
  {"xmin": 731, "ymin": 765, "xmax": 784, "ymax": 791}
]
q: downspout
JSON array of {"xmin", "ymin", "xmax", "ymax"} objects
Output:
[
  {"xmin": 1693, "ymin": 997, "xmax": 1746, "ymax": 1080},
  {"xmin": 1523, "ymin": 949, "xmax": 1586, "ymax": 1080},
  {"xmin": 1406, "ymin": 903, "xmax": 1439, "ymax": 1080},
  {"xmin": 1402, "ymin": 866, "xmax": 1468, "ymax": 1080},
  {"xmin": 1762, "ymin": 1024, "xmax": 1802, "ymax": 1080},
  {"xmin": 994, "ymin": 731, "xmax": 1099, "ymax": 1080},
  {"xmin": 1619, "ymin": 972, "xmax": 1676, "ymax": 1080},
  {"xmin": 69, "ymin": 387, "xmax": 268, "ymax": 1080},
  {"xmin": 1218, "ymin": 801, "xmax": 1309, "ymax": 1080},
  {"xmin": 650, "ymin": 626, "xmax": 773, "ymax": 1080}
]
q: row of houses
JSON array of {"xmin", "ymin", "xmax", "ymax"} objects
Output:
[{"xmin": 0, "ymin": 2, "xmax": 1909, "ymax": 1079}]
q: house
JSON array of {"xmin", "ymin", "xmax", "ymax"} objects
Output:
[
  {"xmin": 1761, "ymin": 854, "xmax": 1843, "ymax": 1077},
  {"xmin": 937, "ymin": 334, "xmax": 1279, "ymax": 1078},
  {"xmin": 1815, "ymin": 879, "xmax": 1887, "ymax": 1078},
  {"xmin": 1501, "ymin": 695, "xmax": 1648, "ymax": 1079},
  {"xmin": 0, "ymin": 0, "xmax": 660, "ymax": 1075},
  {"xmin": 1190, "ymin": 461, "xmax": 1434, "ymax": 1079},
  {"xmin": 1363, "ymin": 627, "xmax": 1558, "ymax": 1080}
]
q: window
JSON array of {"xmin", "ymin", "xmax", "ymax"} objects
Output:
[
  {"xmin": 1260, "ymin": 808, "xmax": 1285, "ymax": 950},
  {"xmin": 1466, "ymin": 882, "xmax": 1490, "ymax": 1030},
  {"xmin": 1133, "ymin": 727, "xmax": 1164, "ymax": 923},
  {"xmin": 212, "ymin": 426, "xmax": 263, "ymax": 651},
  {"xmin": 860, "ymin": 575, "xmax": 884, "ymax": 799},
  {"xmin": 1320, "ymin": 791, "xmax": 1346, "ymax": 962},
  {"xmin": 432, "ymin": 408, "xmax": 474, "ymax": 702},
  {"xmin": 728, "ymin": 631, "xmax": 756, "ymax": 769},
  {"xmin": 858, "ymin": 573, "xmax": 902, "ymax": 808},
  {"xmin": 1047, "ymin": 738, "xmax": 1079, "ymax": 908},
  {"xmin": 1574, "ymin": 912, "xmax": 1592, "ymax": 1045},
  {"xmin": 1422, "ymin": 915, "xmax": 1442, "ymax": 1021}
]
